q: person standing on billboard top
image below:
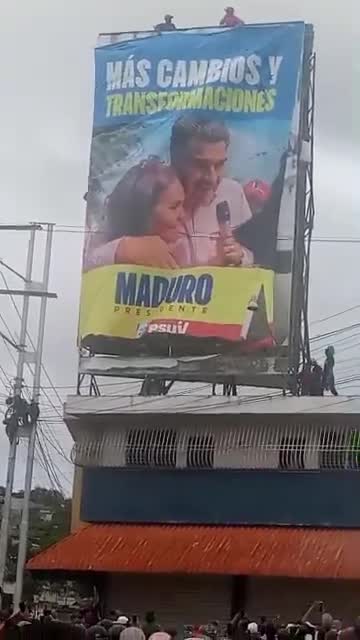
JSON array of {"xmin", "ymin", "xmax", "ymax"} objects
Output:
[
  {"xmin": 170, "ymin": 115, "xmax": 253, "ymax": 267},
  {"xmin": 220, "ymin": 7, "xmax": 245, "ymax": 27},
  {"xmin": 154, "ymin": 14, "xmax": 177, "ymax": 32}
]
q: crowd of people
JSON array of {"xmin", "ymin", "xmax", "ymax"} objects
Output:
[
  {"xmin": 154, "ymin": 7, "xmax": 245, "ymax": 31},
  {"xmin": 2, "ymin": 603, "xmax": 360, "ymax": 640}
]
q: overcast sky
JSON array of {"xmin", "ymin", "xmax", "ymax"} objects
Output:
[{"xmin": 0, "ymin": 0, "xmax": 359, "ymax": 493}]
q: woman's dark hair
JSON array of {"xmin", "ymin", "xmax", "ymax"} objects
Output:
[{"xmin": 106, "ymin": 157, "xmax": 178, "ymax": 241}]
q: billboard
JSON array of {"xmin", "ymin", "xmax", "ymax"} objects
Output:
[{"xmin": 80, "ymin": 23, "xmax": 305, "ymax": 372}]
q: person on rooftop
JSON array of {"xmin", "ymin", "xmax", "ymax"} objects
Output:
[
  {"xmin": 322, "ymin": 346, "xmax": 338, "ymax": 396},
  {"xmin": 220, "ymin": 7, "xmax": 245, "ymax": 27},
  {"xmin": 154, "ymin": 14, "xmax": 176, "ymax": 32}
]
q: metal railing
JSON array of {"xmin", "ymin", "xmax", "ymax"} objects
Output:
[{"xmin": 71, "ymin": 422, "xmax": 360, "ymax": 471}]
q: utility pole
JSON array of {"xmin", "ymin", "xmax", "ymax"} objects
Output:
[
  {"xmin": 0, "ymin": 223, "xmax": 57, "ymax": 609},
  {"xmin": 0, "ymin": 227, "xmax": 36, "ymax": 603},
  {"xmin": 14, "ymin": 225, "xmax": 54, "ymax": 608}
]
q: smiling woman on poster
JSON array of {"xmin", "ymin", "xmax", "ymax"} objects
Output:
[{"xmin": 85, "ymin": 157, "xmax": 185, "ymax": 270}]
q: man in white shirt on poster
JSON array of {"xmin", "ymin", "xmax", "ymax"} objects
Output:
[{"xmin": 169, "ymin": 115, "xmax": 253, "ymax": 267}]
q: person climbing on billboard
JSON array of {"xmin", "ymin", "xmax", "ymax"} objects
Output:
[{"xmin": 220, "ymin": 7, "xmax": 245, "ymax": 27}]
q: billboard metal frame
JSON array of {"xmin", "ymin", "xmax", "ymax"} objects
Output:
[
  {"xmin": 77, "ymin": 24, "xmax": 315, "ymax": 396},
  {"xmin": 288, "ymin": 26, "xmax": 315, "ymax": 385}
]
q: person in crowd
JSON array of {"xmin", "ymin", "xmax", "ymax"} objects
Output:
[
  {"xmin": 258, "ymin": 618, "xmax": 267, "ymax": 638},
  {"xmin": 81, "ymin": 587, "xmax": 101, "ymax": 629},
  {"xmin": 247, "ymin": 623, "xmax": 260, "ymax": 639},
  {"xmin": 71, "ymin": 614, "xmax": 86, "ymax": 631},
  {"xmin": 120, "ymin": 617, "xmax": 145, "ymax": 640},
  {"xmin": 3, "ymin": 602, "xmax": 31, "ymax": 627},
  {"xmin": 42, "ymin": 609, "xmax": 55, "ymax": 624},
  {"xmin": 155, "ymin": 15, "xmax": 177, "ymax": 32},
  {"xmin": 204, "ymin": 622, "xmax": 219, "ymax": 640},
  {"xmin": 230, "ymin": 612, "xmax": 250, "ymax": 640},
  {"xmin": 142, "ymin": 613, "xmax": 161, "ymax": 640},
  {"xmin": 220, "ymin": 7, "xmax": 245, "ymax": 27},
  {"xmin": 264, "ymin": 622, "xmax": 277, "ymax": 640},
  {"xmin": 148, "ymin": 632, "xmax": 171, "ymax": 640},
  {"xmin": 101, "ymin": 620, "xmax": 115, "ymax": 632},
  {"xmin": 86, "ymin": 624, "xmax": 108, "ymax": 639},
  {"xmin": 317, "ymin": 615, "xmax": 334, "ymax": 640},
  {"xmin": 339, "ymin": 616, "xmax": 360, "ymax": 640},
  {"xmin": 108, "ymin": 613, "xmax": 119, "ymax": 623},
  {"xmin": 109, "ymin": 618, "xmax": 129, "ymax": 640},
  {"xmin": 1, "ymin": 620, "xmax": 86, "ymax": 640},
  {"xmin": 85, "ymin": 158, "xmax": 185, "ymax": 271},
  {"xmin": 277, "ymin": 628, "xmax": 290, "ymax": 640}
]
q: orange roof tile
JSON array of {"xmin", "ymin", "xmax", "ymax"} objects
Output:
[{"xmin": 27, "ymin": 524, "xmax": 360, "ymax": 579}]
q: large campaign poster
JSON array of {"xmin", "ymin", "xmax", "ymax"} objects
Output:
[{"xmin": 80, "ymin": 23, "xmax": 305, "ymax": 355}]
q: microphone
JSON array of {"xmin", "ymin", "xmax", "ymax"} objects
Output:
[
  {"xmin": 216, "ymin": 201, "xmax": 232, "ymax": 240},
  {"xmin": 216, "ymin": 200, "xmax": 235, "ymax": 266}
]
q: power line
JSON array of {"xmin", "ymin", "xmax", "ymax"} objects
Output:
[
  {"xmin": 39, "ymin": 423, "xmax": 72, "ymax": 464},
  {"xmin": 2, "ymin": 222, "xmax": 360, "ymax": 243},
  {"xmin": 310, "ymin": 305, "xmax": 360, "ymax": 327},
  {"xmin": 311, "ymin": 336, "xmax": 360, "ymax": 356},
  {"xmin": 37, "ymin": 429, "xmax": 71, "ymax": 491},
  {"xmin": 0, "ymin": 270, "xmax": 71, "ymax": 481},
  {"xmin": 36, "ymin": 433, "xmax": 64, "ymax": 495},
  {"xmin": 310, "ymin": 322, "xmax": 360, "ymax": 344},
  {"xmin": 37, "ymin": 429, "xmax": 72, "ymax": 489},
  {"xmin": 0, "ymin": 271, "xmax": 65, "ymax": 407}
]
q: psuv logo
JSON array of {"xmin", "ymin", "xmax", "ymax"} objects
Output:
[{"xmin": 136, "ymin": 321, "xmax": 190, "ymax": 336}]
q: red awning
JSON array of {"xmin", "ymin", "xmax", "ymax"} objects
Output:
[{"xmin": 27, "ymin": 524, "xmax": 360, "ymax": 579}]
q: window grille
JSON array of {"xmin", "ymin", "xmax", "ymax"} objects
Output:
[
  {"xmin": 187, "ymin": 434, "xmax": 215, "ymax": 469},
  {"xmin": 279, "ymin": 435, "xmax": 305, "ymax": 470},
  {"xmin": 125, "ymin": 429, "xmax": 177, "ymax": 467},
  {"xmin": 319, "ymin": 429, "xmax": 347, "ymax": 470}
]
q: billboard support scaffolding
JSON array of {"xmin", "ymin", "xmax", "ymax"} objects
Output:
[
  {"xmin": 299, "ymin": 51, "xmax": 316, "ymax": 370},
  {"xmin": 288, "ymin": 27, "xmax": 315, "ymax": 389}
]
